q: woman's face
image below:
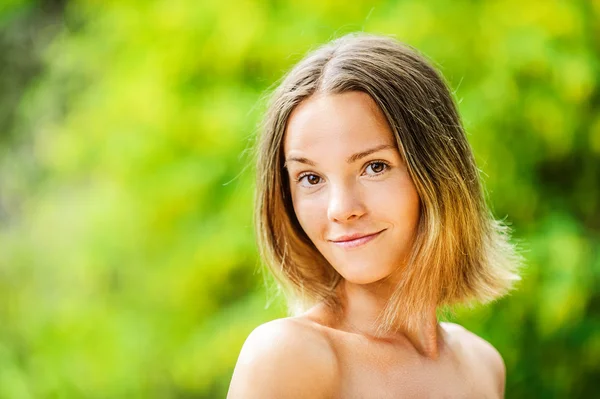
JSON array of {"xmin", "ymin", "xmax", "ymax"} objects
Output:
[{"xmin": 283, "ymin": 91, "xmax": 421, "ymax": 285}]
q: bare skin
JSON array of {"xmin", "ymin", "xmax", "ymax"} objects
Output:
[
  {"xmin": 296, "ymin": 297, "xmax": 505, "ymax": 398},
  {"xmin": 228, "ymin": 285, "xmax": 505, "ymax": 398},
  {"xmin": 228, "ymin": 92, "xmax": 506, "ymax": 398}
]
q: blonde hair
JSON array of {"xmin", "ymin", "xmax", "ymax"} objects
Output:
[{"xmin": 255, "ymin": 32, "xmax": 520, "ymax": 334}]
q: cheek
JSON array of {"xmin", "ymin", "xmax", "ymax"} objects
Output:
[
  {"xmin": 370, "ymin": 177, "xmax": 420, "ymax": 229},
  {"xmin": 395, "ymin": 188, "xmax": 420, "ymax": 224},
  {"xmin": 291, "ymin": 193, "xmax": 327, "ymax": 239}
]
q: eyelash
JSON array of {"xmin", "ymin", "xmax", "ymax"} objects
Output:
[{"xmin": 295, "ymin": 160, "xmax": 391, "ymax": 186}]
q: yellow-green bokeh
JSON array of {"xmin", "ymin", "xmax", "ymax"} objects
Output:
[{"xmin": 0, "ymin": 1, "xmax": 598, "ymax": 398}]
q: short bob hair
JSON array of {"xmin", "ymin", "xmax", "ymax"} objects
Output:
[{"xmin": 255, "ymin": 33, "xmax": 520, "ymax": 334}]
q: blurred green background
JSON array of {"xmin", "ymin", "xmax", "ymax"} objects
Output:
[{"xmin": 0, "ymin": 0, "xmax": 598, "ymax": 397}]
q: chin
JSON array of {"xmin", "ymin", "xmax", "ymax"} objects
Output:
[
  {"xmin": 343, "ymin": 275, "xmax": 389, "ymax": 286},
  {"xmin": 332, "ymin": 261, "xmax": 393, "ymax": 286}
]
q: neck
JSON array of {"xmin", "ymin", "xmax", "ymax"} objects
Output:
[{"xmin": 334, "ymin": 279, "xmax": 441, "ymax": 358}]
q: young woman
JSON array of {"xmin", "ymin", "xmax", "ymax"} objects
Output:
[{"xmin": 227, "ymin": 33, "xmax": 520, "ymax": 398}]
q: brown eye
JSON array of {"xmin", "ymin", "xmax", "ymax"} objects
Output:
[
  {"xmin": 306, "ymin": 175, "xmax": 321, "ymax": 185},
  {"xmin": 365, "ymin": 161, "xmax": 388, "ymax": 176},
  {"xmin": 298, "ymin": 173, "xmax": 322, "ymax": 187},
  {"xmin": 371, "ymin": 162, "xmax": 385, "ymax": 173}
]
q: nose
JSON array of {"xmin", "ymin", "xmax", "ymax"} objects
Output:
[{"xmin": 327, "ymin": 180, "xmax": 366, "ymax": 223}]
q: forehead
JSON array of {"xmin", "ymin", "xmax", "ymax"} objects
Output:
[{"xmin": 283, "ymin": 91, "xmax": 397, "ymax": 155}]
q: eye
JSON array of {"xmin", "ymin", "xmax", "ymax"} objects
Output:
[
  {"xmin": 298, "ymin": 173, "xmax": 322, "ymax": 187},
  {"xmin": 364, "ymin": 161, "xmax": 389, "ymax": 176}
]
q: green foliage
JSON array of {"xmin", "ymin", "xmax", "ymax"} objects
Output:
[{"xmin": 0, "ymin": 0, "xmax": 598, "ymax": 397}]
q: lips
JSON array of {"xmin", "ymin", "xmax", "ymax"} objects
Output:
[{"xmin": 329, "ymin": 229, "xmax": 385, "ymax": 249}]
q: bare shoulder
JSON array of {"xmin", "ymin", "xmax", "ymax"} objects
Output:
[
  {"xmin": 441, "ymin": 322, "xmax": 506, "ymax": 396},
  {"xmin": 227, "ymin": 317, "xmax": 338, "ymax": 399}
]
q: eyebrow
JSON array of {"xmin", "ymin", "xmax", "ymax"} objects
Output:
[{"xmin": 284, "ymin": 143, "xmax": 396, "ymax": 167}]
